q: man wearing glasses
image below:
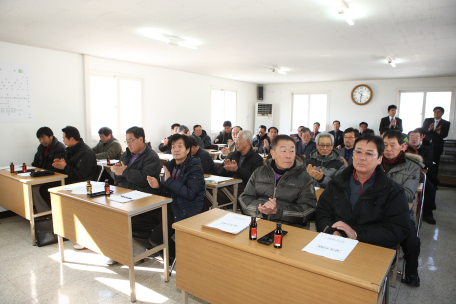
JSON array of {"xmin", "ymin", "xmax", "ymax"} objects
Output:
[
  {"xmin": 337, "ymin": 127, "xmax": 359, "ymax": 166},
  {"xmin": 316, "ymin": 134, "xmax": 414, "ymax": 286},
  {"xmin": 306, "ymin": 133, "xmax": 346, "ymax": 188}
]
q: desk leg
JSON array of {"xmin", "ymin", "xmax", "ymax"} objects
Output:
[
  {"xmin": 27, "ymin": 184, "xmax": 36, "ymax": 245},
  {"xmin": 97, "ymin": 167, "xmax": 105, "ymax": 182},
  {"xmin": 233, "ymin": 184, "xmax": 239, "ymax": 212},
  {"xmin": 181, "ymin": 290, "xmax": 188, "ymax": 304},
  {"xmin": 58, "ymin": 235, "xmax": 65, "ymax": 262},
  {"xmin": 162, "ymin": 205, "xmax": 170, "ymax": 282},
  {"xmin": 129, "ymin": 267, "xmax": 136, "ymax": 302},
  {"xmin": 212, "ymin": 188, "xmax": 218, "ymax": 209}
]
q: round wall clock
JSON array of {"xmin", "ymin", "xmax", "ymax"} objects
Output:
[{"xmin": 351, "ymin": 84, "xmax": 373, "ymax": 105}]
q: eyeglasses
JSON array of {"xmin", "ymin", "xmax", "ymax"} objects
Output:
[
  {"xmin": 318, "ymin": 144, "xmax": 332, "ymax": 148},
  {"xmin": 353, "ymin": 150, "xmax": 378, "ymax": 159},
  {"xmin": 124, "ymin": 138, "xmax": 137, "ymax": 145},
  {"xmin": 409, "ymin": 135, "xmax": 420, "ymax": 139}
]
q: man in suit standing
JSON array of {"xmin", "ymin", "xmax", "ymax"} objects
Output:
[
  {"xmin": 422, "ymin": 106, "xmax": 451, "ymax": 175},
  {"xmin": 329, "ymin": 120, "xmax": 344, "ymax": 149},
  {"xmin": 379, "ymin": 105, "xmax": 403, "ymax": 133}
]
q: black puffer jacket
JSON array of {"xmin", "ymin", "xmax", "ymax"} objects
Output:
[
  {"xmin": 217, "ymin": 147, "xmax": 264, "ymax": 185},
  {"xmin": 316, "ymin": 165, "xmax": 410, "ymax": 249},
  {"xmin": 214, "ymin": 131, "xmax": 232, "ymax": 144},
  {"xmin": 64, "ymin": 139, "xmax": 97, "ymax": 184},
  {"xmin": 193, "ymin": 129, "xmax": 212, "ymax": 149},
  {"xmin": 239, "ymin": 155, "xmax": 316, "ymax": 227},
  {"xmin": 31, "ymin": 137, "xmax": 66, "ymax": 172},
  {"xmin": 306, "ymin": 149, "xmax": 346, "ymax": 188},
  {"xmin": 114, "ymin": 144, "xmax": 161, "ymax": 194}
]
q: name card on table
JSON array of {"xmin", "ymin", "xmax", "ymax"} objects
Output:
[
  {"xmin": 302, "ymin": 232, "xmax": 358, "ymax": 261},
  {"xmin": 203, "ymin": 213, "xmax": 252, "ymax": 234}
]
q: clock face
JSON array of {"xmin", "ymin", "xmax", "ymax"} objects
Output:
[{"xmin": 351, "ymin": 85, "xmax": 372, "ymax": 105}]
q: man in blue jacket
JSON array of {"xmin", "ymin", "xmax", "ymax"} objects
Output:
[{"xmin": 147, "ymin": 134, "xmax": 206, "ymax": 260}]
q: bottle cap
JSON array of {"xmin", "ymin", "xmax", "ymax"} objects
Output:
[
  {"xmin": 105, "ymin": 179, "xmax": 109, "ymax": 182},
  {"xmin": 251, "ymin": 217, "xmax": 256, "ymax": 220}
]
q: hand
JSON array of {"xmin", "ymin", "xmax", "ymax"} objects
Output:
[
  {"xmin": 389, "ymin": 119, "xmax": 396, "ymax": 128},
  {"xmin": 163, "ymin": 165, "xmax": 170, "ymax": 181},
  {"xmin": 221, "ymin": 147, "xmax": 230, "ymax": 156},
  {"xmin": 214, "ymin": 138, "xmax": 219, "ymax": 143},
  {"xmin": 333, "ymin": 231, "xmax": 342, "ymax": 237},
  {"xmin": 336, "ymin": 145, "xmax": 341, "ymax": 150},
  {"xmin": 223, "ymin": 159, "xmax": 238, "ymax": 172},
  {"xmin": 264, "ymin": 139, "xmax": 269, "ymax": 148},
  {"xmin": 429, "ymin": 123, "xmax": 434, "ymax": 131},
  {"xmin": 435, "ymin": 125, "xmax": 442, "ymax": 132},
  {"xmin": 52, "ymin": 158, "xmax": 66, "ymax": 170},
  {"xmin": 147, "ymin": 176, "xmax": 160, "ymax": 188},
  {"xmin": 306, "ymin": 164, "xmax": 324, "ymax": 181},
  {"xmin": 111, "ymin": 161, "xmax": 127, "ymax": 176},
  {"xmin": 332, "ymin": 221, "xmax": 357, "ymax": 239},
  {"xmin": 163, "ymin": 138, "xmax": 168, "ymax": 146},
  {"xmin": 340, "ymin": 157, "xmax": 348, "ymax": 167},
  {"xmin": 258, "ymin": 198, "xmax": 277, "ymax": 215}
]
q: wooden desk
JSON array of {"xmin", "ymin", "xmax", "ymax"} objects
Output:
[
  {"xmin": 316, "ymin": 188, "xmax": 324, "ymax": 201},
  {"xmin": 49, "ymin": 183, "xmax": 173, "ymax": 302},
  {"xmin": 205, "ymin": 149, "xmax": 221, "ymax": 160},
  {"xmin": 416, "ymin": 183, "xmax": 423, "ymax": 193},
  {"xmin": 0, "ymin": 168, "xmax": 67, "ymax": 245},
  {"xmin": 204, "ymin": 174, "xmax": 242, "ymax": 211},
  {"xmin": 174, "ymin": 209, "xmax": 394, "ymax": 304}
]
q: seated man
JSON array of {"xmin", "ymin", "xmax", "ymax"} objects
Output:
[
  {"xmin": 362, "ymin": 128, "xmax": 375, "ymax": 135},
  {"xmin": 311, "ymin": 122, "xmax": 321, "ymax": 140},
  {"xmin": 337, "ymin": 127, "xmax": 359, "ymax": 166},
  {"xmin": 205, "ymin": 130, "xmax": 263, "ymax": 211},
  {"xmin": 220, "ymin": 126, "xmax": 242, "ymax": 159},
  {"xmin": 189, "ymin": 135, "xmax": 216, "ymax": 174},
  {"xmin": 147, "ymin": 134, "xmax": 206, "ymax": 260},
  {"xmin": 328, "ymin": 120, "xmax": 344, "ymax": 149},
  {"xmin": 92, "ymin": 127, "xmax": 122, "ymax": 160},
  {"xmin": 380, "ymin": 127, "xmax": 390, "ymax": 137},
  {"xmin": 359, "ymin": 121, "xmax": 368, "ymax": 135},
  {"xmin": 295, "ymin": 127, "xmax": 316, "ymax": 159},
  {"xmin": 252, "ymin": 125, "xmax": 270, "ymax": 151},
  {"xmin": 306, "ymin": 133, "xmax": 346, "ymax": 188},
  {"xmin": 52, "ymin": 126, "xmax": 97, "ymax": 185},
  {"xmin": 31, "ymin": 127, "xmax": 66, "ymax": 212},
  {"xmin": 214, "ymin": 120, "xmax": 233, "ymax": 144},
  {"xmin": 240, "ymin": 135, "xmax": 316, "ymax": 227},
  {"xmin": 261, "ymin": 126, "xmax": 278, "ymax": 154},
  {"xmin": 315, "ymin": 134, "xmax": 415, "ymax": 286},
  {"xmin": 178, "ymin": 125, "xmax": 204, "ymax": 149},
  {"xmin": 193, "ymin": 124, "xmax": 211, "ymax": 149},
  {"xmin": 382, "ymin": 130, "xmax": 422, "ymax": 286},
  {"xmin": 158, "ymin": 123, "xmax": 180, "ymax": 153}
]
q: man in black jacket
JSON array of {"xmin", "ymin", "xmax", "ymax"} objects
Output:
[
  {"xmin": 193, "ymin": 124, "xmax": 211, "ymax": 149},
  {"xmin": 52, "ymin": 126, "xmax": 97, "ymax": 185},
  {"xmin": 328, "ymin": 120, "xmax": 344, "ymax": 149},
  {"xmin": 158, "ymin": 123, "xmax": 180, "ymax": 153},
  {"xmin": 295, "ymin": 127, "xmax": 317, "ymax": 158},
  {"xmin": 189, "ymin": 135, "xmax": 216, "ymax": 174},
  {"xmin": 316, "ymin": 134, "xmax": 419, "ymax": 286},
  {"xmin": 379, "ymin": 104, "xmax": 403, "ymax": 133},
  {"xmin": 204, "ymin": 130, "xmax": 263, "ymax": 211},
  {"xmin": 422, "ymin": 106, "xmax": 451, "ymax": 175},
  {"xmin": 214, "ymin": 120, "xmax": 233, "ymax": 144},
  {"xmin": 178, "ymin": 125, "xmax": 204, "ymax": 149},
  {"xmin": 252, "ymin": 125, "xmax": 270, "ymax": 152},
  {"xmin": 31, "ymin": 127, "xmax": 66, "ymax": 212}
]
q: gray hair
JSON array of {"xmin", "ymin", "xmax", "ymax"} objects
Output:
[
  {"xmin": 238, "ymin": 130, "xmax": 253, "ymax": 144},
  {"xmin": 177, "ymin": 125, "xmax": 190, "ymax": 134},
  {"xmin": 316, "ymin": 132, "xmax": 334, "ymax": 145},
  {"xmin": 299, "ymin": 127, "xmax": 311, "ymax": 136}
]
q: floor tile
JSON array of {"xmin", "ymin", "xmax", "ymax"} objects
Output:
[{"xmin": 0, "ymin": 279, "xmax": 35, "ymax": 304}]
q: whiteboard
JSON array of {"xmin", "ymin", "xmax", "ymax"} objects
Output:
[{"xmin": 0, "ymin": 63, "xmax": 32, "ymax": 123}]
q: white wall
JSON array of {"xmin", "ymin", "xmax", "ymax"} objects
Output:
[
  {"xmin": 264, "ymin": 77, "xmax": 456, "ymax": 137},
  {"xmin": 87, "ymin": 56, "xmax": 258, "ymax": 149},
  {"xmin": 0, "ymin": 41, "xmax": 85, "ymax": 212}
]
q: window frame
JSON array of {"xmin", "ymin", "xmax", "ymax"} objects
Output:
[
  {"xmin": 290, "ymin": 91, "xmax": 331, "ymax": 133},
  {"xmin": 210, "ymin": 86, "xmax": 237, "ymax": 133}
]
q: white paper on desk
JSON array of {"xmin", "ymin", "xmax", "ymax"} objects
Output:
[
  {"xmin": 159, "ymin": 154, "xmax": 173, "ymax": 160},
  {"xmin": 302, "ymin": 232, "xmax": 358, "ymax": 261},
  {"xmin": 97, "ymin": 160, "xmax": 119, "ymax": 165},
  {"xmin": 204, "ymin": 176, "xmax": 233, "ymax": 183},
  {"xmin": 109, "ymin": 195, "xmax": 132, "ymax": 203},
  {"xmin": 122, "ymin": 190, "xmax": 152, "ymax": 200},
  {"xmin": 203, "ymin": 213, "xmax": 251, "ymax": 234},
  {"xmin": 314, "ymin": 187, "xmax": 320, "ymax": 191},
  {"xmin": 1, "ymin": 165, "xmax": 36, "ymax": 171},
  {"xmin": 63, "ymin": 182, "xmax": 105, "ymax": 194},
  {"xmin": 17, "ymin": 172, "xmax": 31, "ymax": 177}
]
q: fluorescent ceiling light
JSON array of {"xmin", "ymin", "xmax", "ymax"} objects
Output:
[
  {"xmin": 335, "ymin": 0, "xmax": 354, "ymax": 26},
  {"xmin": 141, "ymin": 29, "xmax": 197, "ymax": 50},
  {"xmin": 268, "ymin": 66, "xmax": 286, "ymax": 75},
  {"xmin": 387, "ymin": 58, "xmax": 396, "ymax": 67}
]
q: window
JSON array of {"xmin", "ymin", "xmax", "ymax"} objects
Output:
[
  {"xmin": 292, "ymin": 93, "xmax": 329, "ymax": 132},
  {"xmin": 89, "ymin": 74, "xmax": 143, "ymax": 148},
  {"xmin": 399, "ymin": 90, "xmax": 453, "ymax": 134},
  {"xmin": 211, "ymin": 88, "xmax": 236, "ymax": 132}
]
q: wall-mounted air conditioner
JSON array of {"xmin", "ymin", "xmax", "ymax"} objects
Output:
[{"xmin": 254, "ymin": 102, "xmax": 273, "ymax": 131}]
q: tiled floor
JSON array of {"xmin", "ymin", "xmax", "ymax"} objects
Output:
[{"xmin": 0, "ymin": 188, "xmax": 455, "ymax": 303}]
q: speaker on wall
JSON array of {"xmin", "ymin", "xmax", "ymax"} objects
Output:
[{"xmin": 258, "ymin": 85, "xmax": 263, "ymax": 100}]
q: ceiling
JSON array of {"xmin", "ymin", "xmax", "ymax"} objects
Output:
[{"xmin": 1, "ymin": 0, "xmax": 455, "ymax": 84}]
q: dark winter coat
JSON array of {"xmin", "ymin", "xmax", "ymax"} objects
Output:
[
  {"xmin": 295, "ymin": 139, "xmax": 317, "ymax": 159},
  {"xmin": 306, "ymin": 149, "xmax": 346, "ymax": 188},
  {"xmin": 64, "ymin": 139, "xmax": 97, "ymax": 184},
  {"xmin": 214, "ymin": 131, "xmax": 232, "ymax": 144},
  {"xmin": 31, "ymin": 137, "xmax": 66, "ymax": 172},
  {"xmin": 217, "ymin": 147, "xmax": 264, "ymax": 185},
  {"xmin": 193, "ymin": 129, "xmax": 212, "ymax": 149}
]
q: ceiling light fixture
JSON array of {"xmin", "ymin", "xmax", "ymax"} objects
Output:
[
  {"xmin": 387, "ymin": 58, "xmax": 396, "ymax": 67},
  {"xmin": 141, "ymin": 29, "xmax": 197, "ymax": 50},
  {"xmin": 335, "ymin": 0, "xmax": 354, "ymax": 26},
  {"xmin": 268, "ymin": 66, "xmax": 286, "ymax": 75}
]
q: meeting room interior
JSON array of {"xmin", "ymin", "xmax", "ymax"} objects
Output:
[{"xmin": 0, "ymin": 0, "xmax": 455, "ymax": 303}]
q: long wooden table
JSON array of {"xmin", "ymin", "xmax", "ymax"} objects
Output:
[
  {"xmin": 204, "ymin": 174, "xmax": 242, "ymax": 211},
  {"xmin": 0, "ymin": 168, "xmax": 67, "ymax": 245},
  {"xmin": 174, "ymin": 209, "xmax": 394, "ymax": 304},
  {"xmin": 49, "ymin": 183, "xmax": 173, "ymax": 302}
]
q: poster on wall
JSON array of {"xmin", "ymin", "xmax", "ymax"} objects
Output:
[{"xmin": 0, "ymin": 63, "xmax": 32, "ymax": 123}]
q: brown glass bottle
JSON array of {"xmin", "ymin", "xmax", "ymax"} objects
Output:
[
  {"xmin": 274, "ymin": 223, "xmax": 283, "ymax": 248},
  {"xmin": 105, "ymin": 179, "xmax": 110, "ymax": 195},
  {"xmin": 10, "ymin": 162, "xmax": 14, "ymax": 173},
  {"xmin": 249, "ymin": 217, "xmax": 257, "ymax": 240},
  {"xmin": 22, "ymin": 163, "xmax": 27, "ymax": 172},
  {"xmin": 86, "ymin": 180, "xmax": 92, "ymax": 195},
  {"xmin": 107, "ymin": 155, "xmax": 110, "ymax": 165}
]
